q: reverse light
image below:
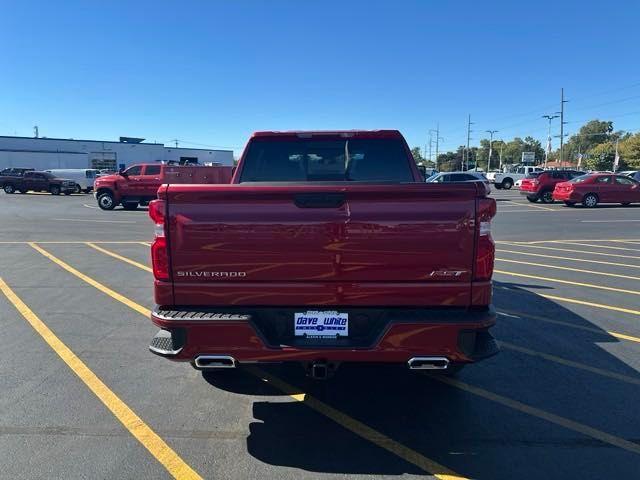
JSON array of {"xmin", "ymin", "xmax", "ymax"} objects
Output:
[{"xmin": 475, "ymin": 198, "xmax": 496, "ymax": 281}]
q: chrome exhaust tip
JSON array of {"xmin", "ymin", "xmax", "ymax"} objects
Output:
[
  {"xmin": 194, "ymin": 355, "xmax": 236, "ymax": 369},
  {"xmin": 407, "ymin": 356, "xmax": 449, "ymax": 370}
]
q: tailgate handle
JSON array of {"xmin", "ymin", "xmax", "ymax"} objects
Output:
[{"xmin": 294, "ymin": 193, "xmax": 345, "ymax": 208}]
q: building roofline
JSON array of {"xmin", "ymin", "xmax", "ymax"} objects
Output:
[
  {"xmin": 0, "ymin": 148, "xmax": 87, "ymax": 154},
  {"xmin": 0, "ymin": 135, "xmax": 164, "ymax": 145},
  {"xmin": 0, "ymin": 135, "xmax": 234, "ymax": 152}
]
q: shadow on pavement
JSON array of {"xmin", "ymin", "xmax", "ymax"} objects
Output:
[{"xmin": 202, "ymin": 282, "xmax": 640, "ymax": 479}]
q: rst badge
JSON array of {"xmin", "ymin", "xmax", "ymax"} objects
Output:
[{"xmin": 294, "ymin": 311, "xmax": 349, "ymax": 338}]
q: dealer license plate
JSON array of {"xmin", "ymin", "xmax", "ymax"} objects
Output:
[{"xmin": 294, "ymin": 311, "xmax": 349, "ymax": 338}]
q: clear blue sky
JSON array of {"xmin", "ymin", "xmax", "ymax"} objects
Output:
[{"xmin": 2, "ymin": 0, "xmax": 639, "ymax": 155}]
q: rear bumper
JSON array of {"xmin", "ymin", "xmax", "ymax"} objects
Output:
[
  {"xmin": 552, "ymin": 190, "xmax": 580, "ymax": 202},
  {"xmin": 149, "ymin": 305, "xmax": 498, "ymax": 365}
]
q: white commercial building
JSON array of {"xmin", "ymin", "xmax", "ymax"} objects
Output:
[{"xmin": 0, "ymin": 135, "xmax": 234, "ymax": 171}]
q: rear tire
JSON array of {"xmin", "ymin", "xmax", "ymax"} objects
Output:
[
  {"xmin": 64, "ymin": 191, "xmax": 72, "ymax": 196},
  {"xmin": 540, "ymin": 191, "xmax": 554, "ymax": 204},
  {"xmin": 122, "ymin": 201, "xmax": 139, "ymax": 211},
  {"xmin": 582, "ymin": 193, "xmax": 598, "ymax": 208},
  {"xmin": 3, "ymin": 184, "xmax": 15, "ymax": 194},
  {"xmin": 501, "ymin": 179, "xmax": 513, "ymax": 190},
  {"xmin": 50, "ymin": 185, "xmax": 61, "ymax": 195},
  {"xmin": 97, "ymin": 192, "xmax": 116, "ymax": 210},
  {"xmin": 494, "ymin": 184, "xmax": 503, "ymax": 190},
  {"xmin": 526, "ymin": 195, "xmax": 538, "ymax": 203},
  {"xmin": 74, "ymin": 184, "xmax": 82, "ymax": 194}
]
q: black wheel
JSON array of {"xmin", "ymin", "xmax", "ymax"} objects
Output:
[
  {"xmin": 502, "ymin": 179, "xmax": 513, "ymax": 190},
  {"xmin": 494, "ymin": 183, "xmax": 503, "ymax": 190},
  {"xmin": 50, "ymin": 185, "xmax": 61, "ymax": 195},
  {"xmin": 74, "ymin": 184, "xmax": 82, "ymax": 194},
  {"xmin": 540, "ymin": 191, "xmax": 554, "ymax": 204},
  {"xmin": 97, "ymin": 192, "xmax": 116, "ymax": 210},
  {"xmin": 3, "ymin": 184, "xmax": 16, "ymax": 194},
  {"xmin": 526, "ymin": 195, "xmax": 538, "ymax": 203},
  {"xmin": 564, "ymin": 201, "xmax": 576, "ymax": 207},
  {"xmin": 122, "ymin": 201, "xmax": 139, "ymax": 211},
  {"xmin": 64, "ymin": 191, "xmax": 72, "ymax": 196},
  {"xmin": 582, "ymin": 193, "xmax": 598, "ymax": 208}
]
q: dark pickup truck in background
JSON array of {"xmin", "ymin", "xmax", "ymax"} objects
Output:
[
  {"xmin": 1, "ymin": 170, "xmax": 76, "ymax": 195},
  {"xmin": 147, "ymin": 130, "xmax": 498, "ymax": 379}
]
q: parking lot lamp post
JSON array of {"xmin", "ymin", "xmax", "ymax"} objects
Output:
[{"xmin": 486, "ymin": 130, "xmax": 498, "ymax": 171}]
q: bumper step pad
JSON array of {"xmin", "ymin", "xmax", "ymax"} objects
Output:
[{"xmin": 149, "ymin": 329, "xmax": 186, "ymax": 357}]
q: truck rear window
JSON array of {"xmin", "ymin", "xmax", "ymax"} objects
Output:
[{"xmin": 239, "ymin": 138, "xmax": 414, "ymax": 182}]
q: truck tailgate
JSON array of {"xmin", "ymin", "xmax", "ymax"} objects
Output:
[{"xmin": 165, "ymin": 183, "xmax": 480, "ymax": 307}]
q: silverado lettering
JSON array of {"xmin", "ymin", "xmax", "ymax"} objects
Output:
[{"xmin": 147, "ymin": 130, "xmax": 498, "ymax": 380}]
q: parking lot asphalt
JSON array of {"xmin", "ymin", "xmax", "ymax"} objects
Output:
[{"xmin": 1, "ymin": 189, "xmax": 640, "ymax": 480}]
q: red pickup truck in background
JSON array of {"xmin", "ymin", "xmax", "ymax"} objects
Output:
[
  {"xmin": 147, "ymin": 130, "xmax": 498, "ymax": 379},
  {"xmin": 94, "ymin": 163, "xmax": 233, "ymax": 210}
]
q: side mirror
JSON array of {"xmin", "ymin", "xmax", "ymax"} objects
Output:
[{"xmin": 119, "ymin": 168, "xmax": 128, "ymax": 177}]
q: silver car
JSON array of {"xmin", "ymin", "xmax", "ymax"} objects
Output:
[{"xmin": 427, "ymin": 171, "xmax": 491, "ymax": 192}]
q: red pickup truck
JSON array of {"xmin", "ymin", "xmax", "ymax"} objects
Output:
[
  {"xmin": 147, "ymin": 130, "xmax": 498, "ymax": 379},
  {"xmin": 94, "ymin": 163, "xmax": 233, "ymax": 210}
]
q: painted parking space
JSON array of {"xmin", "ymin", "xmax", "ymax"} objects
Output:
[{"xmin": 1, "ymin": 190, "xmax": 640, "ymax": 479}]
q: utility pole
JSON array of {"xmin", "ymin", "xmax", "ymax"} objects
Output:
[
  {"xmin": 172, "ymin": 139, "xmax": 179, "ymax": 148},
  {"xmin": 498, "ymin": 140, "xmax": 504, "ymax": 171},
  {"xmin": 542, "ymin": 114, "xmax": 559, "ymax": 168},
  {"xmin": 465, "ymin": 114, "xmax": 474, "ymax": 170},
  {"xmin": 435, "ymin": 123, "xmax": 443, "ymax": 171},
  {"xmin": 485, "ymin": 130, "xmax": 498, "ymax": 172},
  {"xmin": 559, "ymin": 88, "xmax": 568, "ymax": 168},
  {"xmin": 34, "ymin": 125, "xmax": 39, "ymax": 138}
]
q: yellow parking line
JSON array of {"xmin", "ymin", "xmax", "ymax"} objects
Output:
[
  {"xmin": 496, "ymin": 248, "xmax": 640, "ymax": 270},
  {"xmin": 30, "ymin": 248, "xmax": 467, "ymax": 478},
  {"xmin": 494, "ymin": 269, "xmax": 640, "ymax": 297},
  {"xmin": 549, "ymin": 241, "xmax": 640, "ymax": 252},
  {"xmin": 434, "ymin": 376, "xmax": 640, "ymax": 455},
  {"xmin": 30, "ymin": 243, "xmax": 151, "ymax": 316},
  {"xmin": 613, "ymin": 240, "xmax": 640, "ymax": 245},
  {"xmin": 0, "ymin": 277, "xmax": 202, "ymax": 480},
  {"xmin": 41, "ymin": 246, "xmax": 640, "ymax": 461},
  {"xmin": 502, "ymin": 200, "xmax": 555, "ymax": 211},
  {"xmin": 250, "ymin": 368, "xmax": 467, "ymax": 479},
  {"xmin": 497, "ymin": 241, "xmax": 640, "ymax": 260},
  {"xmin": 140, "ymin": 242, "xmax": 152, "ymax": 246},
  {"xmin": 495, "ymin": 258, "xmax": 640, "ymax": 281},
  {"xmin": 498, "ymin": 341, "xmax": 640, "ymax": 386},
  {"xmin": 538, "ymin": 293, "xmax": 640, "ymax": 317},
  {"xmin": 86, "ymin": 243, "xmax": 152, "ymax": 273},
  {"xmin": 496, "ymin": 309, "xmax": 640, "ymax": 344}
]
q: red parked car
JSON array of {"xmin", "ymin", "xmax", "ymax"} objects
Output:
[
  {"xmin": 553, "ymin": 173, "xmax": 640, "ymax": 207},
  {"xmin": 94, "ymin": 163, "xmax": 233, "ymax": 210},
  {"xmin": 519, "ymin": 170, "xmax": 584, "ymax": 203},
  {"xmin": 147, "ymin": 130, "xmax": 498, "ymax": 380}
]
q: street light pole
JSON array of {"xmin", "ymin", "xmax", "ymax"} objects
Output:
[
  {"xmin": 542, "ymin": 114, "xmax": 559, "ymax": 168},
  {"xmin": 485, "ymin": 130, "xmax": 498, "ymax": 172}
]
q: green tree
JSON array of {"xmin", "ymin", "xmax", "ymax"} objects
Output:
[
  {"xmin": 620, "ymin": 133, "xmax": 640, "ymax": 169},
  {"xmin": 564, "ymin": 120, "xmax": 613, "ymax": 158},
  {"xmin": 410, "ymin": 147, "xmax": 425, "ymax": 163},
  {"xmin": 585, "ymin": 142, "xmax": 619, "ymax": 171}
]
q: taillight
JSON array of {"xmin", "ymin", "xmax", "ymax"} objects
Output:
[
  {"xmin": 148, "ymin": 199, "xmax": 169, "ymax": 281},
  {"xmin": 475, "ymin": 197, "xmax": 496, "ymax": 281}
]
